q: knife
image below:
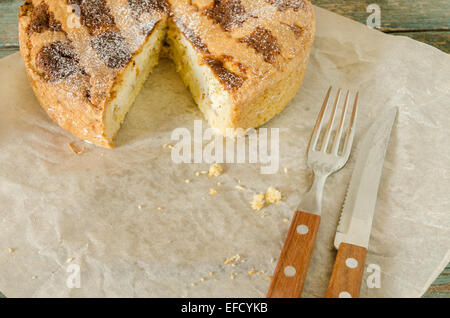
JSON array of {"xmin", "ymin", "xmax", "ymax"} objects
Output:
[{"xmin": 326, "ymin": 107, "xmax": 398, "ymax": 298}]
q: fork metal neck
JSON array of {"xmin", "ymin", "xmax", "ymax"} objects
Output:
[{"xmin": 297, "ymin": 172, "xmax": 328, "ymax": 215}]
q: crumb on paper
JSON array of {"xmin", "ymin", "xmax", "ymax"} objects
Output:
[
  {"xmin": 195, "ymin": 171, "xmax": 201, "ymax": 177},
  {"xmin": 200, "ymin": 277, "xmax": 205, "ymax": 282},
  {"xmin": 32, "ymin": 275, "xmax": 38, "ymax": 280},
  {"xmin": 138, "ymin": 205, "xmax": 144, "ymax": 210},
  {"xmin": 163, "ymin": 144, "xmax": 173, "ymax": 149},
  {"xmin": 284, "ymin": 167, "xmax": 288, "ymax": 174},
  {"xmin": 157, "ymin": 206, "xmax": 164, "ymax": 211},
  {"xmin": 217, "ymin": 182, "xmax": 222, "ymax": 186},
  {"xmin": 248, "ymin": 269, "xmax": 256, "ymax": 275},
  {"xmin": 208, "ymin": 163, "xmax": 223, "ymax": 177},
  {"xmin": 8, "ymin": 248, "xmax": 15, "ymax": 253},
  {"xmin": 271, "ymin": 258, "xmax": 276, "ymax": 263},
  {"xmin": 251, "ymin": 193, "xmax": 266, "ymax": 211},
  {"xmin": 209, "ymin": 272, "xmax": 214, "ymax": 277},
  {"xmin": 283, "ymin": 218, "xmax": 289, "ymax": 223},
  {"xmin": 265, "ymin": 187, "xmax": 282, "ymax": 205},
  {"xmin": 230, "ymin": 273, "xmax": 236, "ymax": 280},
  {"xmin": 209, "ymin": 188, "xmax": 217, "ymax": 195},
  {"xmin": 191, "ymin": 282, "xmax": 196, "ymax": 287},
  {"xmin": 224, "ymin": 254, "xmax": 241, "ymax": 265},
  {"xmin": 66, "ymin": 257, "xmax": 75, "ymax": 263},
  {"xmin": 68, "ymin": 142, "xmax": 85, "ymax": 155},
  {"xmin": 235, "ymin": 185, "xmax": 246, "ymax": 191},
  {"xmin": 185, "ymin": 179, "xmax": 191, "ymax": 183},
  {"xmin": 265, "ymin": 276, "xmax": 273, "ymax": 280}
]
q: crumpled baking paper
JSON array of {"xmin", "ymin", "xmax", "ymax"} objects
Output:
[{"xmin": 0, "ymin": 7, "xmax": 449, "ymax": 297}]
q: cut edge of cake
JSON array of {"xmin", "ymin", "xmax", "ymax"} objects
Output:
[{"xmin": 103, "ymin": 19, "xmax": 167, "ymax": 147}]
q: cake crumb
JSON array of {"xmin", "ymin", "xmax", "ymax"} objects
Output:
[
  {"xmin": 248, "ymin": 269, "xmax": 256, "ymax": 275},
  {"xmin": 235, "ymin": 185, "xmax": 246, "ymax": 191},
  {"xmin": 157, "ymin": 206, "xmax": 164, "ymax": 211},
  {"xmin": 163, "ymin": 144, "xmax": 173, "ymax": 149},
  {"xmin": 208, "ymin": 163, "xmax": 223, "ymax": 177},
  {"xmin": 195, "ymin": 171, "xmax": 201, "ymax": 177},
  {"xmin": 32, "ymin": 275, "xmax": 38, "ymax": 280},
  {"xmin": 284, "ymin": 167, "xmax": 289, "ymax": 174},
  {"xmin": 185, "ymin": 179, "xmax": 191, "ymax": 183},
  {"xmin": 8, "ymin": 248, "xmax": 15, "ymax": 253},
  {"xmin": 230, "ymin": 273, "xmax": 236, "ymax": 280},
  {"xmin": 210, "ymin": 188, "xmax": 217, "ymax": 195},
  {"xmin": 66, "ymin": 257, "xmax": 75, "ymax": 263},
  {"xmin": 209, "ymin": 272, "xmax": 214, "ymax": 277},
  {"xmin": 68, "ymin": 142, "xmax": 85, "ymax": 155},
  {"xmin": 265, "ymin": 187, "xmax": 282, "ymax": 205},
  {"xmin": 283, "ymin": 218, "xmax": 289, "ymax": 223},
  {"xmin": 265, "ymin": 276, "xmax": 273, "ymax": 280},
  {"xmin": 191, "ymin": 282, "xmax": 196, "ymax": 287},
  {"xmin": 200, "ymin": 277, "xmax": 205, "ymax": 282},
  {"xmin": 224, "ymin": 254, "xmax": 240, "ymax": 265},
  {"xmin": 251, "ymin": 193, "xmax": 266, "ymax": 211}
]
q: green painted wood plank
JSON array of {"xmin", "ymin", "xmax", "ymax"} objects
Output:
[
  {"xmin": 0, "ymin": 0, "xmax": 21, "ymax": 47},
  {"xmin": 0, "ymin": 46, "xmax": 18, "ymax": 58},
  {"xmin": 312, "ymin": 0, "xmax": 450, "ymax": 31},
  {"xmin": 423, "ymin": 291, "xmax": 450, "ymax": 298},
  {"xmin": 392, "ymin": 31, "xmax": 450, "ymax": 53}
]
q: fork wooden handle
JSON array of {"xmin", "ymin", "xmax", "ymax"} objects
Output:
[
  {"xmin": 267, "ymin": 211, "xmax": 321, "ymax": 298},
  {"xmin": 326, "ymin": 243, "xmax": 367, "ymax": 298}
]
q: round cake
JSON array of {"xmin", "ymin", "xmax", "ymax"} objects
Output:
[{"xmin": 18, "ymin": 0, "xmax": 315, "ymax": 148}]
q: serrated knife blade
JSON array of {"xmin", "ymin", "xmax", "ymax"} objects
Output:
[{"xmin": 334, "ymin": 107, "xmax": 398, "ymax": 249}]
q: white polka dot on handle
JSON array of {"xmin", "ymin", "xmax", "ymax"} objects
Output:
[
  {"xmin": 296, "ymin": 224, "xmax": 309, "ymax": 235},
  {"xmin": 284, "ymin": 266, "xmax": 296, "ymax": 277},
  {"xmin": 345, "ymin": 258, "xmax": 358, "ymax": 269},
  {"xmin": 339, "ymin": 291, "xmax": 352, "ymax": 298}
]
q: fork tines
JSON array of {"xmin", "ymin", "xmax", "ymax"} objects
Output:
[{"xmin": 309, "ymin": 87, "xmax": 359, "ymax": 158}]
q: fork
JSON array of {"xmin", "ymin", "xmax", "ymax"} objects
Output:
[{"xmin": 267, "ymin": 87, "xmax": 359, "ymax": 298}]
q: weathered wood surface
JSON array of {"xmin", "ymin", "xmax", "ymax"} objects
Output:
[{"xmin": 0, "ymin": 0, "xmax": 448, "ymax": 298}]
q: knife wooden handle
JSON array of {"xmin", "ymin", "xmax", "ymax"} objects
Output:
[
  {"xmin": 326, "ymin": 243, "xmax": 367, "ymax": 298},
  {"xmin": 267, "ymin": 211, "xmax": 320, "ymax": 298}
]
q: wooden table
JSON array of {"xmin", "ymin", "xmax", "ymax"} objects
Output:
[{"xmin": 0, "ymin": 0, "xmax": 448, "ymax": 298}]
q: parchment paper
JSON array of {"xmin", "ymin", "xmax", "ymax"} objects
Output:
[{"xmin": 0, "ymin": 7, "xmax": 449, "ymax": 298}]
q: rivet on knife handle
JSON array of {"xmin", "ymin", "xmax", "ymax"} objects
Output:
[
  {"xmin": 267, "ymin": 211, "xmax": 320, "ymax": 298},
  {"xmin": 326, "ymin": 243, "xmax": 367, "ymax": 298}
]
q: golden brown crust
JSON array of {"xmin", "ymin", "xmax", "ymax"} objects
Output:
[
  {"xmin": 18, "ymin": 0, "xmax": 168, "ymax": 147},
  {"xmin": 18, "ymin": 0, "xmax": 315, "ymax": 147}
]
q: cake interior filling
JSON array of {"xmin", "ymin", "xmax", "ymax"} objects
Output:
[
  {"xmin": 104, "ymin": 21, "xmax": 167, "ymax": 142},
  {"xmin": 106, "ymin": 20, "xmax": 235, "ymax": 142},
  {"xmin": 166, "ymin": 21, "xmax": 233, "ymax": 134}
]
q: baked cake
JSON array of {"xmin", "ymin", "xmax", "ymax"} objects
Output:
[{"xmin": 18, "ymin": 0, "xmax": 315, "ymax": 148}]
